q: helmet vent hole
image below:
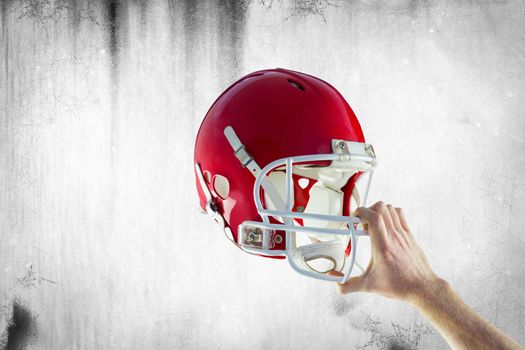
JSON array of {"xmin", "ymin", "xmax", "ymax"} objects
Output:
[
  {"xmin": 287, "ymin": 79, "xmax": 305, "ymax": 91},
  {"xmin": 298, "ymin": 178, "xmax": 310, "ymax": 189},
  {"xmin": 213, "ymin": 174, "xmax": 230, "ymax": 200}
]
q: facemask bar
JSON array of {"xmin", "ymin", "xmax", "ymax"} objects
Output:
[
  {"xmin": 190, "ymin": 126, "xmax": 376, "ymax": 283},
  {"xmin": 249, "ymin": 151, "xmax": 376, "ymax": 283},
  {"xmin": 201, "ymin": 125, "xmax": 378, "ymax": 283},
  {"xmin": 238, "ymin": 217, "xmax": 367, "ymax": 281}
]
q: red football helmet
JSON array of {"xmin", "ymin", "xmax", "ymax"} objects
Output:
[{"xmin": 194, "ymin": 68, "xmax": 376, "ymax": 282}]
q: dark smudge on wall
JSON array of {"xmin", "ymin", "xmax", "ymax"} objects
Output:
[
  {"xmin": 107, "ymin": 0, "xmax": 120, "ymax": 70},
  {"xmin": 216, "ymin": 0, "xmax": 248, "ymax": 84},
  {"xmin": 180, "ymin": 0, "xmax": 248, "ymax": 123},
  {"xmin": 136, "ymin": 0, "xmax": 148, "ymax": 31},
  {"xmin": 181, "ymin": 0, "xmax": 199, "ymax": 120},
  {"xmin": 3, "ymin": 301, "xmax": 37, "ymax": 350},
  {"xmin": 1, "ymin": 0, "xmax": 13, "ymax": 128}
]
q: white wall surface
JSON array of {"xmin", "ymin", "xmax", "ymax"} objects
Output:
[{"xmin": 1, "ymin": 1, "xmax": 524, "ymax": 349}]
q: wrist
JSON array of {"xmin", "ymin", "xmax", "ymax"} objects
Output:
[{"xmin": 409, "ymin": 275, "xmax": 451, "ymax": 309}]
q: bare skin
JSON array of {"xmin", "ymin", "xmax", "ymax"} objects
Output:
[{"xmin": 330, "ymin": 201, "xmax": 524, "ymax": 350}]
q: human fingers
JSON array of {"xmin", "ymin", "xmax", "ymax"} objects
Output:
[
  {"xmin": 395, "ymin": 207, "xmax": 411, "ymax": 232},
  {"xmin": 387, "ymin": 204, "xmax": 409, "ymax": 246},
  {"xmin": 355, "ymin": 206, "xmax": 388, "ymax": 248},
  {"xmin": 387, "ymin": 204, "xmax": 403, "ymax": 231},
  {"xmin": 369, "ymin": 201, "xmax": 396, "ymax": 236}
]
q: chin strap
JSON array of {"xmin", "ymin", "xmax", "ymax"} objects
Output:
[
  {"xmin": 195, "ymin": 123, "xmax": 288, "ymax": 248},
  {"xmin": 295, "ymin": 240, "xmax": 346, "ymax": 273},
  {"xmin": 223, "ymin": 126, "xmax": 286, "ymax": 212}
]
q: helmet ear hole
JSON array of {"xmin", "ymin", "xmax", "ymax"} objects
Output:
[{"xmin": 213, "ymin": 174, "xmax": 230, "ymax": 200}]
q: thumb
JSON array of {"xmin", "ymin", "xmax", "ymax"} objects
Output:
[{"xmin": 328, "ymin": 271, "xmax": 366, "ymax": 294}]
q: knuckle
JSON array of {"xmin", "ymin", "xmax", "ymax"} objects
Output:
[
  {"xmin": 371, "ymin": 201, "xmax": 385, "ymax": 210},
  {"xmin": 370, "ymin": 211, "xmax": 381, "ymax": 223},
  {"xmin": 386, "ymin": 204, "xmax": 394, "ymax": 211}
]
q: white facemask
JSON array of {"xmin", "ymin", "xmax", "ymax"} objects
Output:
[{"xmin": 199, "ymin": 126, "xmax": 376, "ymax": 283}]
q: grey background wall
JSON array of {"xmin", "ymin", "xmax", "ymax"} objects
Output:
[{"xmin": 1, "ymin": 0, "xmax": 524, "ymax": 349}]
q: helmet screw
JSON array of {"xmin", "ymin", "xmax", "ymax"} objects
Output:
[
  {"xmin": 274, "ymin": 235, "xmax": 283, "ymax": 244},
  {"xmin": 338, "ymin": 141, "xmax": 346, "ymax": 149}
]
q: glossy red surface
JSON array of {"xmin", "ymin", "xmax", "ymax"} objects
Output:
[{"xmin": 194, "ymin": 68, "xmax": 366, "ymax": 257}]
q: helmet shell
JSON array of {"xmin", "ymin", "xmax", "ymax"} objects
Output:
[{"xmin": 194, "ymin": 68, "xmax": 365, "ymax": 247}]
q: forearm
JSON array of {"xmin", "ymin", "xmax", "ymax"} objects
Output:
[
  {"xmin": 338, "ymin": 203, "xmax": 524, "ymax": 349},
  {"xmin": 412, "ymin": 278, "xmax": 524, "ymax": 350}
]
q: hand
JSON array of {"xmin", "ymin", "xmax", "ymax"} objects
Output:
[
  {"xmin": 331, "ymin": 201, "xmax": 444, "ymax": 303},
  {"xmin": 332, "ymin": 202, "xmax": 525, "ymax": 350}
]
